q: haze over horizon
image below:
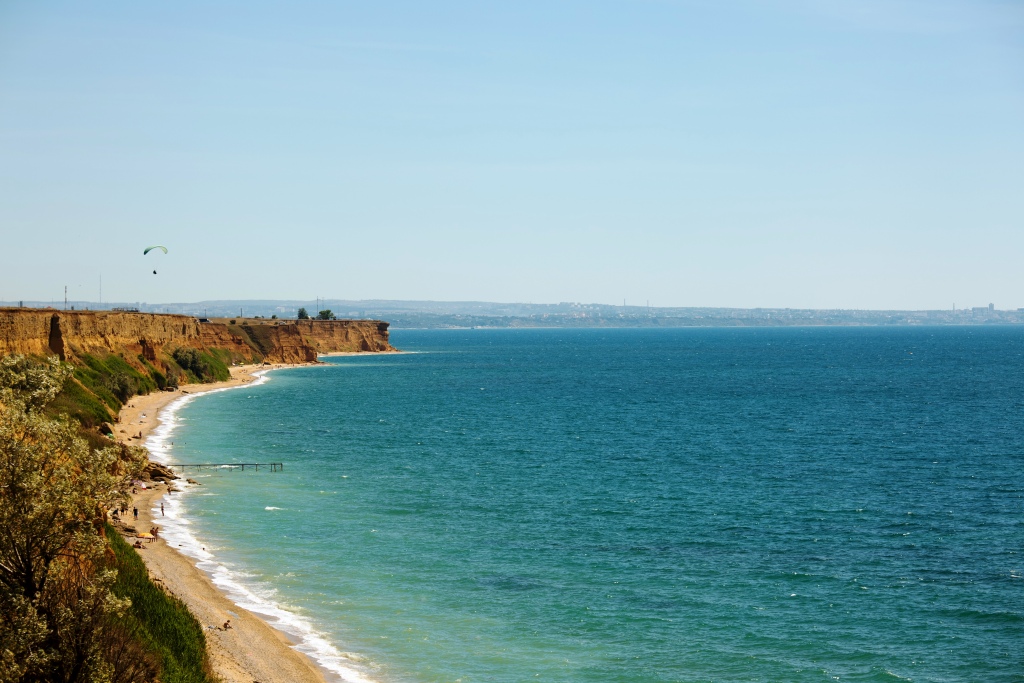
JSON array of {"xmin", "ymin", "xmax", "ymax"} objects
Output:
[{"xmin": 2, "ymin": 1, "xmax": 1022, "ymax": 310}]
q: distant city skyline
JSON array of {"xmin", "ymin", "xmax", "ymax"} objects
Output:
[{"xmin": 2, "ymin": 1, "xmax": 1022, "ymax": 309}]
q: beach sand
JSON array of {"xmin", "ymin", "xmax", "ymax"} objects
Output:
[{"xmin": 115, "ymin": 364, "xmax": 331, "ymax": 683}]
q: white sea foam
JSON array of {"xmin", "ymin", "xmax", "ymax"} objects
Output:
[{"xmin": 144, "ymin": 370, "xmax": 378, "ymax": 683}]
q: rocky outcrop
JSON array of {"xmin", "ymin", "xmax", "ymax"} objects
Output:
[
  {"xmin": 0, "ymin": 308, "xmax": 396, "ymax": 367},
  {"xmin": 143, "ymin": 462, "xmax": 179, "ymax": 482}
]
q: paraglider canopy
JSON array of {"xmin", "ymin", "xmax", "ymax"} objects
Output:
[{"xmin": 143, "ymin": 245, "xmax": 168, "ymax": 255}]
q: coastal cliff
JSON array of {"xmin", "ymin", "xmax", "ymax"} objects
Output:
[
  {"xmin": 296, "ymin": 319, "xmax": 394, "ymax": 353},
  {"xmin": 0, "ymin": 309, "xmax": 395, "ymax": 364},
  {"xmin": 0, "ymin": 308, "xmax": 395, "ymax": 430},
  {"xmin": 220, "ymin": 319, "xmax": 394, "ymax": 363},
  {"xmin": 0, "ymin": 309, "xmax": 202, "ymax": 360}
]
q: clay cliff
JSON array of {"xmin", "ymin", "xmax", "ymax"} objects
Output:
[
  {"xmin": 296, "ymin": 320, "xmax": 394, "ymax": 353},
  {"xmin": 0, "ymin": 310, "xmax": 204, "ymax": 362},
  {"xmin": 223, "ymin": 319, "xmax": 394, "ymax": 363},
  {"xmin": 0, "ymin": 309, "xmax": 395, "ymax": 366}
]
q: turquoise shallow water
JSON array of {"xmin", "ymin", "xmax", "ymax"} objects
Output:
[{"xmin": 154, "ymin": 328, "xmax": 1024, "ymax": 682}]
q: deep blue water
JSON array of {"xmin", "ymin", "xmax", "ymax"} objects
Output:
[{"xmin": 160, "ymin": 327, "xmax": 1024, "ymax": 682}]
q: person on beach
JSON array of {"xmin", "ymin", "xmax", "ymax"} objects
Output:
[
  {"xmin": 161, "ymin": 503, "xmax": 165, "ymax": 516},
  {"xmin": 223, "ymin": 619, "xmax": 232, "ymax": 630},
  {"xmin": 133, "ymin": 507, "xmax": 138, "ymax": 520}
]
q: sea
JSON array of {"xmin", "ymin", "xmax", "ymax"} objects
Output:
[{"xmin": 146, "ymin": 327, "xmax": 1024, "ymax": 683}]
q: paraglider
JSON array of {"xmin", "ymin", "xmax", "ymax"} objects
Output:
[{"xmin": 144, "ymin": 245, "xmax": 167, "ymax": 274}]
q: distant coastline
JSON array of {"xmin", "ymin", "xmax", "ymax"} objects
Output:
[{"xmin": 6, "ymin": 299, "xmax": 1021, "ymax": 329}]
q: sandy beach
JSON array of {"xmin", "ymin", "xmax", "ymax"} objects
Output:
[{"xmin": 114, "ymin": 364, "xmax": 332, "ymax": 683}]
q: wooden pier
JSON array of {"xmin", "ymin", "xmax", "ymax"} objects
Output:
[{"xmin": 164, "ymin": 463, "xmax": 284, "ymax": 472}]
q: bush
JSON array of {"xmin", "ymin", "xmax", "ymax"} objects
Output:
[
  {"xmin": 104, "ymin": 371, "xmax": 140, "ymax": 403},
  {"xmin": 171, "ymin": 348, "xmax": 230, "ymax": 383},
  {"xmin": 0, "ymin": 359, "xmax": 153, "ymax": 683}
]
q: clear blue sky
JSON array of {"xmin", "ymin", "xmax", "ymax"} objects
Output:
[{"xmin": 1, "ymin": 0, "xmax": 1021, "ymax": 309}]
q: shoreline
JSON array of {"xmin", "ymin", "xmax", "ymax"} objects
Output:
[{"xmin": 116, "ymin": 363, "xmax": 338, "ymax": 683}]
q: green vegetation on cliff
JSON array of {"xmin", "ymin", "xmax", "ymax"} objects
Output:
[{"xmin": 29, "ymin": 344, "xmax": 233, "ymax": 449}]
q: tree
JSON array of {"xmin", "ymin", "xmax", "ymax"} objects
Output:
[
  {"xmin": 172, "ymin": 347, "xmax": 208, "ymax": 379},
  {"xmin": 0, "ymin": 355, "xmax": 148, "ymax": 683},
  {"xmin": 316, "ymin": 310, "xmax": 336, "ymax": 320},
  {"xmin": 296, "ymin": 308, "xmax": 309, "ymax": 320}
]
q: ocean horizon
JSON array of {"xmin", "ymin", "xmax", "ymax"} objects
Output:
[{"xmin": 149, "ymin": 327, "xmax": 1023, "ymax": 682}]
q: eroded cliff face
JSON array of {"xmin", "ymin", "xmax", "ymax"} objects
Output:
[
  {"xmin": 0, "ymin": 310, "xmax": 203, "ymax": 362},
  {"xmin": 0, "ymin": 309, "xmax": 395, "ymax": 367},
  {"xmin": 296, "ymin": 320, "xmax": 394, "ymax": 353}
]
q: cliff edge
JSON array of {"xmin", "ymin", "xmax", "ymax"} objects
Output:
[
  {"xmin": 0, "ymin": 308, "xmax": 395, "ymax": 433},
  {"xmin": 0, "ymin": 309, "xmax": 395, "ymax": 365}
]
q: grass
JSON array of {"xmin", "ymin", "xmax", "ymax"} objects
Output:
[
  {"xmin": 73, "ymin": 352, "xmax": 159, "ymax": 411},
  {"xmin": 40, "ymin": 345, "xmax": 232, "ymax": 449},
  {"xmin": 107, "ymin": 524, "xmax": 214, "ymax": 683},
  {"xmin": 72, "ymin": 364, "xmax": 123, "ymax": 411},
  {"xmin": 50, "ymin": 351, "xmax": 166, "ymax": 430},
  {"xmin": 47, "ymin": 376, "xmax": 114, "ymax": 428}
]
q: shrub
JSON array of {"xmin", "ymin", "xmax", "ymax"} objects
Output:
[
  {"xmin": 171, "ymin": 348, "xmax": 230, "ymax": 383},
  {"xmin": 0, "ymin": 358, "xmax": 152, "ymax": 682},
  {"xmin": 104, "ymin": 371, "xmax": 140, "ymax": 403}
]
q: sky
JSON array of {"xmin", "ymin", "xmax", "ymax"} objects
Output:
[{"xmin": 1, "ymin": 0, "xmax": 1022, "ymax": 310}]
